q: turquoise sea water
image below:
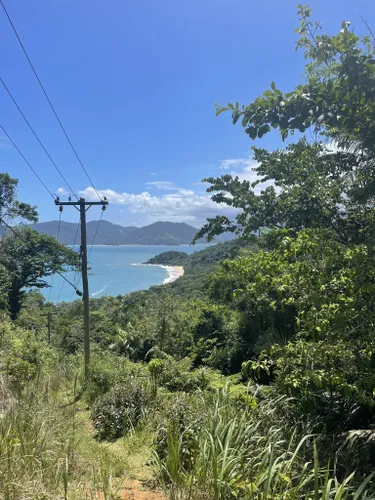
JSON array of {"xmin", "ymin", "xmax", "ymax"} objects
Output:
[{"xmin": 41, "ymin": 244, "xmax": 209, "ymax": 303}]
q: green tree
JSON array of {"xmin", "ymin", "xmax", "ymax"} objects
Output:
[
  {"xmin": 207, "ymin": 248, "xmax": 297, "ymax": 363},
  {"xmin": 0, "ymin": 174, "xmax": 79, "ymax": 318},
  {"xmin": 229, "ymin": 230, "xmax": 375, "ymax": 429},
  {"xmin": 0, "ymin": 263, "xmax": 10, "ymax": 313},
  {"xmin": 0, "ymin": 173, "xmax": 38, "ymax": 223},
  {"xmin": 0, "ymin": 229, "xmax": 79, "ymax": 319},
  {"xmin": 195, "ymin": 7, "xmax": 375, "ymax": 244},
  {"xmin": 192, "ymin": 7, "xmax": 375, "ymax": 432},
  {"xmin": 195, "ymin": 139, "xmax": 374, "ymax": 244},
  {"xmin": 0, "ymin": 172, "xmax": 38, "ymax": 314},
  {"xmin": 219, "ymin": 5, "xmax": 375, "ymax": 150}
]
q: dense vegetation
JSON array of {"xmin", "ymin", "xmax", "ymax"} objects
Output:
[
  {"xmin": 1, "ymin": 6, "xmax": 375, "ymax": 498},
  {"xmin": 146, "ymin": 238, "xmax": 255, "ymax": 298}
]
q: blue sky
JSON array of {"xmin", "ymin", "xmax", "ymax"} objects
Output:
[{"xmin": 1, "ymin": 0, "xmax": 373, "ymax": 227}]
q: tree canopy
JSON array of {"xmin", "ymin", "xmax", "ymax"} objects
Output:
[
  {"xmin": 191, "ymin": 6, "xmax": 375, "ymax": 431},
  {"xmin": 0, "ymin": 174, "xmax": 79, "ymax": 318},
  {"xmin": 0, "ymin": 173, "xmax": 38, "ymax": 224},
  {"xmin": 195, "ymin": 6, "xmax": 375, "ymax": 244}
]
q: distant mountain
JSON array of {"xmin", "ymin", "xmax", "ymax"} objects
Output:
[
  {"xmin": 132, "ymin": 222, "xmax": 197, "ymax": 245},
  {"xmin": 27, "ymin": 220, "xmax": 138, "ymax": 245},
  {"xmin": 15, "ymin": 220, "xmax": 233, "ymax": 246}
]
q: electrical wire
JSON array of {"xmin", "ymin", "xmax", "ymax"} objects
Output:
[
  {"xmin": 0, "ymin": 212, "xmax": 10, "ymax": 239},
  {"xmin": 0, "ymin": 78, "xmax": 78, "ymax": 199},
  {"xmin": 47, "ymin": 209, "xmax": 62, "ymax": 301},
  {"xmin": 70, "ymin": 248, "xmax": 83, "ymax": 301},
  {"xmin": 70, "ymin": 251, "xmax": 82, "ymax": 300},
  {"xmin": 55, "ymin": 277, "xmax": 65, "ymax": 303},
  {"xmin": 0, "ymin": 217, "xmax": 81, "ymax": 294},
  {"xmin": 69, "ymin": 274, "xmax": 82, "ymax": 302},
  {"xmin": 0, "ymin": 124, "xmax": 56, "ymax": 201},
  {"xmin": 88, "ymin": 209, "xmax": 104, "ymax": 256},
  {"xmin": 80, "ymin": 208, "xmax": 107, "ymax": 300},
  {"xmin": 0, "ymin": 0, "xmax": 102, "ymax": 202},
  {"xmin": 57, "ymin": 220, "xmax": 81, "ymax": 303}
]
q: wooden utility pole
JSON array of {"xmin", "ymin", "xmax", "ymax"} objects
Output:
[
  {"xmin": 79, "ymin": 197, "xmax": 90, "ymax": 379},
  {"xmin": 42, "ymin": 311, "xmax": 53, "ymax": 343},
  {"xmin": 54, "ymin": 197, "xmax": 108, "ymax": 379},
  {"xmin": 47, "ymin": 311, "xmax": 52, "ymax": 344}
]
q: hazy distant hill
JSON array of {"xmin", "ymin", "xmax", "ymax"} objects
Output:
[
  {"xmin": 27, "ymin": 220, "xmax": 138, "ymax": 245},
  {"xmin": 18, "ymin": 220, "xmax": 232, "ymax": 246}
]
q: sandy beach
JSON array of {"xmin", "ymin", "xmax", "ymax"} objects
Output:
[
  {"xmin": 132, "ymin": 263, "xmax": 185, "ymax": 284},
  {"xmin": 160, "ymin": 265, "xmax": 185, "ymax": 284}
]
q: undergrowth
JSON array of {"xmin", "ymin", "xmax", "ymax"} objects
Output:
[{"xmin": 152, "ymin": 387, "xmax": 375, "ymax": 499}]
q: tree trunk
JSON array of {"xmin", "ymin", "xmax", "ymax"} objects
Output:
[{"xmin": 8, "ymin": 282, "xmax": 22, "ymax": 320}]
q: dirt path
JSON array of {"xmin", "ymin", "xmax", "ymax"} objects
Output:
[
  {"xmin": 75, "ymin": 409, "xmax": 165, "ymax": 499},
  {"xmin": 98, "ymin": 479, "xmax": 165, "ymax": 499}
]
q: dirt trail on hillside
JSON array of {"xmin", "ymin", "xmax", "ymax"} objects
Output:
[{"xmin": 97, "ymin": 479, "xmax": 165, "ymax": 499}]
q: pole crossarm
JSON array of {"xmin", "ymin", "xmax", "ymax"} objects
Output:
[{"xmin": 54, "ymin": 200, "xmax": 108, "ymax": 207}]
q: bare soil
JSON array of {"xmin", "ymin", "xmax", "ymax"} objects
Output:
[{"xmin": 98, "ymin": 479, "xmax": 165, "ymax": 499}]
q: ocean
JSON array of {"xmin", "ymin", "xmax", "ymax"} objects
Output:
[{"xmin": 41, "ymin": 244, "xmax": 209, "ymax": 303}]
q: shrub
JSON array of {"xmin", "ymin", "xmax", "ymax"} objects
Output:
[
  {"xmin": 150, "ymin": 356, "xmax": 216, "ymax": 393},
  {"xmin": 153, "ymin": 392, "xmax": 209, "ymax": 472},
  {"xmin": 159, "ymin": 357, "xmax": 198, "ymax": 392},
  {"xmin": 91, "ymin": 380, "xmax": 150, "ymax": 440},
  {"xmin": 0, "ymin": 320, "xmax": 58, "ymax": 391},
  {"xmin": 85, "ymin": 352, "xmax": 147, "ymax": 404},
  {"xmin": 148, "ymin": 358, "xmax": 165, "ymax": 396}
]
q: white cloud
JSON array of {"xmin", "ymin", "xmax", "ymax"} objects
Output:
[
  {"xmin": 177, "ymin": 189, "xmax": 195, "ymax": 196},
  {"xmin": 56, "ymin": 187, "xmax": 68, "ymax": 196},
  {"xmin": 220, "ymin": 158, "xmax": 254, "ymax": 170},
  {"xmin": 78, "ymin": 154, "xmax": 277, "ymax": 227},
  {"xmin": 146, "ymin": 181, "xmax": 178, "ymax": 191},
  {"xmin": 220, "ymin": 157, "xmax": 274, "ymax": 194},
  {"xmin": 79, "ymin": 186, "xmax": 237, "ymax": 227}
]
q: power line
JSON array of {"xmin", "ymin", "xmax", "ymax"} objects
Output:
[
  {"xmin": 0, "ymin": 217, "xmax": 82, "ymax": 295},
  {"xmin": 69, "ymin": 274, "xmax": 82, "ymax": 302},
  {"xmin": 0, "ymin": 0, "xmax": 102, "ymax": 202},
  {"xmin": 54, "ymin": 198, "xmax": 108, "ymax": 379},
  {"xmin": 71, "ymin": 222, "xmax": 82, "ymax": 288},
  {"xmin": 0, "ymin": 124, "xmax": 56, "ymax": 201},
  {"xmin": 56, "ymin": 278, "xmax": 65, "ymax": 303},
  {"xmin": 0, "ymin": 212, "xmax": 11, "ymax": 239},
  {"xmin": 67, "ymin": 207, "xmax": 106, "ymax": 301},
  {"xmin": 0, "ymin": 78, "xmax": 78, "ymax": 199},
  {"xmin": 88, "ymin": 209, "xmax": 104, "ymax": 256},
  {"xmin": 48, "ymin": 208, "xmax": 63, "ymax": 302},
  {"xmin": 69, "ymin": 234, "xmax": 82, "ymax": 301},
  {"xmin": 56, "ymin": 211, "xmax": 62, "ymax": 240},
  {"xmin": 57, "ymin": 220, "xmax": 81, "ymax": 303}
]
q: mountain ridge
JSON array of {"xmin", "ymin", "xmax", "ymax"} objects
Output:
[{"xmin": 20, "ymin": 220, "xmax": 233, "ymax": 245}]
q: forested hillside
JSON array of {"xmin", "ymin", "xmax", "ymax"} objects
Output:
[
  {"xmin": 146, "ymin": 238, "xmax": 256, "ymax": 297},
  {"xmin": 1, "ymin": 6, "xmax": 375, "ymax": 499}
]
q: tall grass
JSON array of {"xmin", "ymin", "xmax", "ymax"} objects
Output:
[
  {"xmin": 152, "ymin": 387, "xmax": 375, "ymax": 499},
  {"xmin": 0, "ymin": 375, "xmax": 75, "ymax": 499},
  {"xmin": 0, "ymin": 373, "xmax": 125, "ymax": 499}
]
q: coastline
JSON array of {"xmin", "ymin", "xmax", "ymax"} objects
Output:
[
  {"xmin": 69, "ymin": 243, "xmax": 210, "ymax": 247},
  {"xmin": 132, "ymin": 263, "xmax": 185, "ymax": 284},
  {"xmin": 162, "ymin": 265, "xmax": 185, "ymax": 284}
]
